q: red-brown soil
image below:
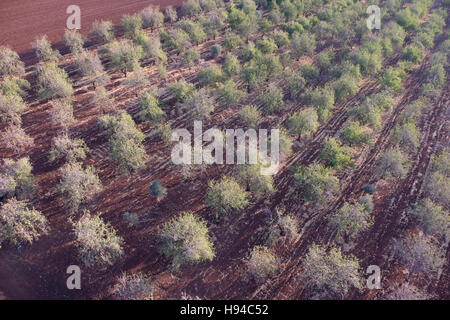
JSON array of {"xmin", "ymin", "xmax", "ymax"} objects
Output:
[{"xmin": 0, "ymin": 0, "xmax": 182, "ymax": 64}]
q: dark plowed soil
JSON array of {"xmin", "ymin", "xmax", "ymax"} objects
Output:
[{"xmin": 0, "ymin": 0, "xmax": 182, "ymax": 64}]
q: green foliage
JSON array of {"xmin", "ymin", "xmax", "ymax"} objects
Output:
[
  {"xmin": 238, "ymin": 104, "xmax": 261, "ymax": 128},
  {"xmin": 210, "ymin": 44, "xmax": 222, "ymax": 58},
  {"xmin": 287, "ymin": 107, "xmax": 318, "ymax": 137},
  {"xmin": 176, "ymin": 20, "xmax": 207, "ymax": 45},
  {"xmin": 320, "ymin": 137, "xmax": 353, "ymax": 170},
  {"xmin": 106, "ymin": 40, "xmax": 143, "ymax": 76},
  {"xmin": 302, "ymin": 244, "xmax": 363, "ymax": 298},
  {"xmin": 329, "ymin": 202, "xmax": 373, "ymax": 240},
  {"xmin": 180, "ymin": 0, "xmax": 202, "ymax": 17},
  {"xmin": 302, "ymin": 87, "xmax": 334, "ymax": 122},
  {"xmin": 184, "ymin": 88, "xmax": 215, "ymax": 118},
  {"xmin": 408, "ymin": 199, "xmax": 449, "ymax": 240},
  {"xmin": 358, "ymin": 196, "xmax": 374, "ymax": 213},
  {"xmin": 121, "ymin": 13, "xmax": 143, "ymax": 37},
  {"xmin": 64, "ymin": 30, "xmax": 85, "ymax": 53},
  {"xmin": 246, "ymin": 246, "xmax": 278, "ymax": 281},
  {"xmin": 197, "ymin": 65, "xmax": 224, "ymax": 87},
  {"xmin": 159, "ymin": 211, "xmax": 215, "ymax": 269},
  {"xmin": 256, "ymin": 37, "xmax": 278, "ymax": 54},
  {"xmin": 402, "ymin": 44, "xmax": 426, "ymax": 64},
  {"xmin": 0, "ymin": 157, "xmax": 35, "ymax": 199},
  {"xmin": 340, "ymin": 121, "xmax": 370, "ymax": 147},
  {"xmin": 270, "ymin": 31, "xmax": 290, "ymax": 48},
  {"xmin": 391, "ymin": 122, "xmax": 421, "ymax": 152},
  {"xmin": 285, "ymin": 70, "xmax": 306, "ymax": 100},
  {"xmin": 291, "ymin": 32, "xmax": 316, "ymax": 59},
  {"xmin": 168, "ymin": 79, "xmax": 196, "ymax": 103},
  {"xmin": 260, "ymin": 83, "xmax": 284, "ymax": 114},
  {"xmin": 140, "ymin": 6, "xmax": 164, "ymax": 29},
  {"xmin": 376, "ymin": 147, "xmax": 411, "ymax": 180},
  {"xmin": 396, "ymin": 8, "xmax": 420, "ymax": 31},
  {"xmin": 0, "ymin": 92, "xmax": 27, "ymax": 124},
  {"xmin": 161, "ymin": 29, "xmax": 190, "ymax": 54},
  {"xmin": 0, "ymin": 198, "xmax": 48, "ymax": 248},
  {"xmin": 36, "ymin": 62, "xmax": 73, "ymax": 100},
  {"xmin": 49, "ymin": 134, "xmax": 89, "ymax": 163},
  {"xmin": 99, "ymin": 111, "xmax": 147, "ymax": 174},
  {"xmin": 149, "ymin": 180, "xmax": 167, "ymax": 201},
  {"xmin": 379, "ymin": 67, "xmax": 404, "ymax": 91},
  {"xmin": 223, "ymin": 33, "xmax": 244, "ymax": 51},
  {"xmin": 333, "ymin": 75, "xmax": 358, "ymax": 103},
  {"xmin": 217, "ymin": 79, "xmax": 245, "ymax": 106},
  {"xmin": 0, "ymin": 46, "xmax": 25, "ymax": 76},
  {"xmin": 223, "ymin": 53, "xmax": 241, "ymax": 77},
  {"xmin": 138, "ymin": 91, "xmax": 164, "ymax": 123},
  {"xmin": 0, "ymin": 77, "xmax": 30, "ymax": 98},
  {"xmin": 74, "ymin": 212, "xmax": 124, "ymax": 268},
  {"xmin": 207, "ymin": 176, "xmax": 249, "ymax": 216},
  {"xmin": 293, "ymin": 163, "xmax": 339, "ymax": 203},
  {"xmin": 316, "ymin": 48, "xmax": 335, "ymax": 71},
  {"xmin": 424, "ymin": 148, "xmax": 450, "ymax": 206},
  {"xmin": 235, "ymin": 163, "xmax": 275, "ymax": 198},
  {"xmin": 32, "ymin": 35, "xmax": 61, "ymax": 62},
  {"xmin": 57, "ymin": 162, "xmax": 102, "ymax": 212},
  {"xmin": 91, "ymin": 20, "xmax": 115, "ymax": 43}
]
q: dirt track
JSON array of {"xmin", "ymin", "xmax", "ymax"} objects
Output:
[{"xmin": 0, "ymin": 0, "xmax": 182, "ymax": 64}]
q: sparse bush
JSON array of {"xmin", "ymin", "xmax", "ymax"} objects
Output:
[
  {"xmin": 302, "ymin": 87, "xmax": 334, "ymax": 122},
  {"xmin": 279, "ymin": 129, "xmax": 293, "ymax": 157},
  {"xmin": 161, "ymin": 29, "xmax": 191, "ymax": 54},
  {"xmin": 121, "ymin": 14, "xmax": 143, "ymax": 37},
  {"xmin": 376, "ymin": 147, "xmax": 411, "ymax": 180},
  {"xmin": 32, "ymin": 35, "xmax": 61, "ymax": 62},
  {"xmin": 113, "ymin": 273, "xmax": 153, "ymax": 300},
  {"xmin": 183, "ymin": 49, "xmax": 200, "ymax": 68},
  {"xmin": 223, "ymin": 33, "xmax": 244, "ymax": 51},
  {"xmin": 184, "ymin": 87, "xmax": 215, "ymax": 119},
  {"xmin": 207, "ymin": 176, "xmax": 249, "ymax": 216},
  {"xmin": 216, "ymin": 79, "xmax": 245, "ymax": 106},
  {"xmin": 91, "ymin": 20, "xmax": 115, "ymax": 42},
  {"xmin": 0, "ymin": 198, "xmax": 48, "ymax": 248},
  {"xmin": 0, "ymin": 77, "xmax": 30, "ymax": 98},
  {"xmin": 0, "ymin": 46, "xmax": 25, "ymax": 76},
  {"xmin": 57, "ymin": 162, "xmax": 102, "ymax": 212},
  {"xmin": 1, "ymin": 125, "xmax": 34, "ymax": 153},
  {"xmin": 246, "ymin": 246, "xmax": 278, "ymax": 281},
  {"xmin": 340, "ymin": 121, "xmax": 370, "ymax": 147},
  {"xmin": 329, "ymin": 202, "xmax": 373, "ymax": 241},
  {"xmin": 291, "ymin": 32, "xmax": 316, "ymax": 59},
  {"xmin": 75, "ymin": 50, "xmax": 109, "ymax": 87},
  {"xmin": 73, "ymin": 212, "xmax": 123, "ymax": 268},
  {"xmin": 287, "ymin": 107, "xmax": 318, "ymax": 137},
  {"xmin": 159, "ymin": 211, "xmax": 215, "ymax": 269},
  {"xmin": 99, "ymin": 110, "xmax": 147, "ymax": 174},
  {"xmin": 180, "ymin": 0, "xmax": 202, "ymax": 17},
  {"xmin": 48, "ymin": 98, "xmax": 75, "ymax": 129},
  {"xmin": 302, "ymin": 244, "xmax": 363, "ymax": 299},
  {"xmin": 408, "ymin": 199, "xmax": 449, "ymax": 240},
  {"xmin": 49, "ymin": 134, "xmax": 89, "ymax": 163},
  {"xmin": 91, "ymin": 86, "xmax": 115, "ymax": 113},
  {"xmin": 385, "ymin": 283, "xmax": 430, "ymax": 300},
  {"xmin": 316, "ymin": 48, "xmax": 335, "ymax": 71},
  {"xmin": 256, "ymin": 37, "xmax": 278, "ymax": 54},
  {"xmin": 142, "ymin": 36, "xmax": 167, "ymax": 64},
  {"xmin": 123, "ymin": 64, "xmax": 149, "ymax": 91},
  {"xmin": 362, "ymin": 183, "xmax": 376, "ymax": 195},
  {"xmin": 299, "ymin": 63, "xmax": 320, "ymax": 85},
  {"xmin": 223, "ymin": 53, "xmax": 241, "ymax": 77},
  {"xmin": 149, "ymin": 180, "xmax": 167, "ymax": 201},
  {"xmin": 293, "ymin": 163, "xmax": 339, "ymax": 203},
  {"xmin": 138, "ymin": 91, "xmax": 164, "ymax": 123},
  {"xmin": 320, "ymin": 137, "xmax": 353, "ymax": 170},
  {"xmin": 106, "ymin": 41, "xmax": 143, "ymax": 77},
  {"xmin": 402, "ymin": 44, "xmax": 426, "ymax": 64},
  {"xmin": 176, "ymin": 20, "xmax": 207, "ymax": 45},
  {"xmin": 165, "ymin": 6, "xmax": 178, "ymax": 24},
  {"xmin": 358, "ymin": 196, "xmax": 374, "ymax": 213},
  {"xmin": 285, "ymin": 70, "xmax": 306, "ymax": 100},
  {"xmin": 0, "ymin": 157, "xmax": 35, "ymax": 199},
  {"xmin": 239, "ymin": 104, "xmax": 261, "ymax": 128},
  {"xmin": 393, "ymin": 233, "xmax": 445, "ymax": 281},
  {"xmin": 64, "ymin": 30, "xmax": 85, "ymax": 53},
  {"xmin": 333, "ymin": 75, "xmax": 358, "ymax": 103},
  {"xmin": 391, "ymin": 122, "xmax": 421, "ymax": 152},
  {"xmin": 168, "ymin": 79, "xmax": 196, "ymax": 103},
  {"xmin": 141, "ymin": 6, "xmax": 164, "ymax": 29},
  {"xmin": 210, "ymin": 44, "xmax": 222, "ymax": 58},
  {"xmin": 260, "ymin": 83, "xmax": 284, "ymax": 114},
  {"xmin": 0, "ymin": 92, "xmax": 27, "ymax": 124},
  {"xmin": 235, "ymin": 163, "xmax": 275, "ymax": 198},
  {"xmin": 197, "ymin": 65, "xmax": 224, "ymax": 87},
  {"xmin": 36, "ymin": 62, "xmax": 73, "ymax": 100}
]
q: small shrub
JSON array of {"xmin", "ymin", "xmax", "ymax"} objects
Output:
[
  {"xmin": 216, "ymin": 79, "xmax": 245, "ymax": 106},
  {"xmin": 260, "ymin": 83, "xmax": 284, "ymax": 114},
  {"xmin": 0, "ymin": 198, "xmax": 48, "ymax": 248},
  {"xmin": 235, "ymin": 163, "xmax": 275, "ymax": 198},
  {"xmin": 32, "ymin": 35, "xmax": 61, "ymax": 62},
  {"xmin": 2, "ymin": 125, "xmax": 34, "ymax": 153},
  {"xmin": 376, "ymin": 147, "xmax": 411, "ymax": 179},
  {"xmin": 149, "ymin": 180, "xmax": 167, "ymax": 201},
  {"xmin": 340, "ymin": 121, "xmax": 370, "ymax": 147},
  {"xmin": 291, "ymin": 32, "xmax": 316, "ymax": 59},
  {"xmin": 141, "ymin": 6, "xmax": 164, "ymax": 29},
  {"xmin": 0, "ymin": 157, "xmax": 35, "ymax": 199},
  {"xmin": 121, "ymin": 13, "xmax": 143, "ymax": 37},
  {"xmin": 91, "ymin": 20, "xmax": 115, "ymax": 42},
  {"xmin": 49, "ymin": 134, "xmax": 89, "ymax": 163},
  {"xmin": 64, "ymin": 30, "xmax": 85, "ymax": 53},
  {"xmin": 0, "ymin": 93, "xmax": 27, "ymax": 124},
  {"xmin": 106, "ymin": 41, "xmax": 143, "ymax": 77},
  {"xmin": 207, "ymin": 176, "xmax": 248, "ymax": 216},
  {"xmin": 223, "ymin": 53, "xmax": 241, "ymax": 77},
  {"xmin": 358, "ymin": 196, "xmax": 374, "ymax": 213},
  {"xmin": 113, "ymin": 273, "xmax": 153, "ymax": 300},
  {"xmin": 210, "ymin": 44, "xmax": 222, "ymax": 58},
  {"xmin": 246, "ymin": 246, "xmax": 278, "ymax": 282},
  {"xmin": 159, "ymin": 211, "xmax": 215, "ymax": 269},
  {"xmin": 37, "ymin": 62, "xmax": 73, "ymax": 100},
  {"xmin": 328, "ymin": 202, "xmax": 373, "ymax": 240},
  {"xmin": 238, "ymin": 104, "xmax": 261, "ymax": 128},
  {"xmin": 0, "ymin": 46, "xmax": 25, "ymax": 76},
  {"xmin": 182, "ymin": 49, "xmax": 200, "ymax": 68},
  {"xmin": 287, "ymin": 107, "xmax": 318, "ymax": 137},
  {"xmin": 48, "ymin": 98, "xmax": 75, "ymax": 129},
  {"xmin": 362, "ymin": 183, "xmax": 376, "ymax": 195},
  {"xmin": 407, "ymin": 199, "xmax": 449, "ymax": 240},
  {"xmin": 165, "ymin": 6, "xmax": 178, "ymax": 23},
  {"xmin": 138, "ymin": 91, "xmax": 164, "ymax": 123},
  {"xmin": 0, "ymin": 77, "xmax": 30, "ymax": 98},
  {"xmin": 196, "ymin": 65, "xmax": 224, "ymax": 87},
  {"xmin": 184, "ymin": 88, "xmax": 216, "ymax": 119},
  {"xmin": 319, "ymin": 137, "xmax": 353, "ymax": 170},
  {"xmin": 168, "ymin": 79, "xmax": 196, "ymax": 103},
  {"xmin": 73, "ymin": 212, "xmax": 124, "ymax": 268}
]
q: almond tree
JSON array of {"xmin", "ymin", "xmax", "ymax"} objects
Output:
[
  {"xmin": 74, "ymin": 50, "xmax": 109, "ymax": 89},
  {"xmin": 2, "ymin": 125, "xmax": 34, "ymax": 153},
  {"xmin": 0, "ymin": 76, "xmax": 30, "ymax": 98},
  {"xmin": 293, "ymin": 163, "xmax": 339, "ymax": 203},
  {"xmin": 206, "ymin": 176, "xmax": 249, "ymax": 217},
  {"xmin": 159, "ymin": 211, "xmax": 215, "ymax": 269},
  {"xmin": 0, "ymin": 92, "xmax": 27, "ymax": 124},
  {"xmin": 302, "ymin": 244, "xmax": 363, "ymax": 299},
  {"xmin": 32, "ymin": 35, "xmax": 61, "ymax": 62},
  {"xmin": 91, "ymin": 20, "xmax": 115, "ymax": 43},
  {"xmin": 407, "ymin": 199, "xmax": 449, "ymax": 240},
  {"xmin": 37, "ymin": 62, "xmax": 73, "ymax": 100},
  {"xmin": 0, "ymin": 198, "xmax": 49, "ymax": 248},
  {"xmin": 64, "ymin": 30, "xmax": 85, "ymax": 53},
  {"xmin": 57, "ymin": 162, "xmax": 102, "ymax": 212},
  {"xmin": 138, "ymin": 91, "xmax": 164, "ymax": 123},
  {"xmin": 106, "ymin": 41, "xmax": 143, "ymax": 77},
  {"xmin": 328, "ymin": 202, "xmax": 374, "ymax": 241},
  {"xmin": 0, "ymin": 46, "xmax": 25, "ymax": 77},
  {"xmin": 112, "ymin": 273, "xmax": 153, "ymax": 300},
  {"xmin": 99, "ymin": 110, "xmax": 147, "ymax": 174},
  {"xmin": 141, "ymin": 6, "xmax": 164, "ymax": 29},
  {"xmin": 48, "ymin": 98, "xmax": 75, "ymax": 130},
  {"xmin": 0, "ymin": 157, "xmax": 35, "ymax": 199},
  {"xmin": 49, "ymin": 134, "xmax": 89, "ymax": 163},
  {"xmin": 73, "ymin": 212, "xmax": 123, "ymax": 268},
  {"xmin": 246, "ymin": 246, "xmax": 279, "ymax": 282},
  {"xmin": 165, "ymin": 6, "xmax": 178, "ymax": 24}
]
